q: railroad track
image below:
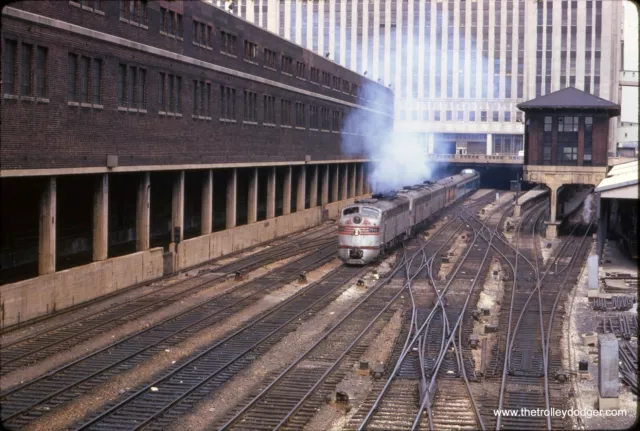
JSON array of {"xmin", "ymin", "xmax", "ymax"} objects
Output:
[
  {"xmin": 0, "ymin": 241, "xmax": 338, "ymax": 429},
  {"xmin": 488, "ymin": 202, "xmax": 595, "ymax": 431},
  {"xmin": 0, "ymin": 227, "xmax": 336, "ymax": 376},
  {"xmin": 350, "ymin": 195, "xmax": 513, "ymax": 431}
]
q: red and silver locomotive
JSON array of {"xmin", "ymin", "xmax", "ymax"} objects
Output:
[{"xmin": 338, "ymin": 169, "xmax": 480, "ymax": 265}]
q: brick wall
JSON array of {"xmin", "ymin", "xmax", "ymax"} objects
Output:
[{"xmin": 0, "ymin": 0, "xmax": 394, "ymax": 170}]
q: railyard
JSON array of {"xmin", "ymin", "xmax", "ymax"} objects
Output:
[{"xmin": 3, "ymin": 188, "xmax": 634, "ymax": 430}]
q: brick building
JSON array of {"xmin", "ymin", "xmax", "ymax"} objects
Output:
[
  {"xmin": 0, "ymin": 0, "xmax": 393, "ymax": 327},
  {"xmin": 518, "ymin": 87, "xmax": 620, "ymax": 238}
]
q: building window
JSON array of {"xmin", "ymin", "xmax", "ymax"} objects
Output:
[
  {"xmin": 434, "ymin": 110, "xmax": 441, "ymax": 121},
  {"xmin": 445, "ymin": 111, "xmax": 452, "ymax": 121},
  {"xmin": 351, "ymin": 83, "xmax": 359, "ymax": 97},
  {"xmin": 68, "ymin": 54, "xmax": 77, "ymax": 101},
  {"xmin": 3, "ymin": 39, "xmax": 17, "ymax": 95},
  {"xmin": 264, "ymin": 48, "xmax": 276, "ymax": 69},
  {"xmin": 321, "ymin": 107, "xmax": 330, "ymax": 130},
  {"xmin": 295, "ymin": 102, "xmax": 306, "ymax": 128},
  {"xmin": 423, "ymin": 110, "xmax": 429, "ymax": 121},
  {"xmin": 310, "ymin": 67, "xmax": 320, "ymax": 84},
  {"xmin": 310, "ymin": 105, "xmax": 319, "ymax": 129},
  {"xmin": 296, "ymin": 61, "xmax": 307, "ymax": 79},
  {"xmin": 118, "ymin": 64, "xmax": 146, "ymax": 109},
  {"xmin": 159, "ymin": 73, "xmax": 182, "ymax": 114},
  {"xmin": 321, "ymin": 71, "xmax": 331, "ymax": 87},
  {"xmin": 221, "ymin": 31, "xmax": 237, "ymax": 56},
  {"xmin": 504, "ymin": 112, "xmax": 511, "ymax": 122},
  {"xmin": 73, "ymin": 0, "xmax": 105, "ymax": 11},
  {"xmin": 80, "ymin": 56, "xmax": 90, "ymax": 102},
  {"xmin": 516, "ymin": 111, "xmax": 523, "ymax": 123},
  {"xmin": 332, "ymin": 75, "xmax": 340, "ymax": 90},
  {"xmin": 35, "ymin": 46, "xmax": 47, "ymax": 98},
  {"xmin": 120, "ymin": 0, "xmax": 148, "ymax": 26},
  {"xmin": 480, "ymin": 111, "xmax": 488, "ymax": 122},
  {"xmin": 263, "ymin": 95, "xmax": 275, "ymax": 124},
  {"xmin": 20, "ymin": 43, "xmax": 32, "ymax": 96},
  {"xmin": 584, "ymin": 116, "xmax": 593, "ymax": 165},
  {"xmin": 457, "ymin": 111, "xmax": 464, "ymax": 121},
  {"xmin": 220, "ymin": 85, "xmax": 236, "ymax": 120},
  {"xmin": 243, "ymin": 90, "xmax": 257, "ymax": 122},
  {"xmin": 557, "ymin": 116, "xmax": 579, "ymax": 165},
  {"xmin": 281, "ymin": 55, "xmax": 293, "ymax": 75},
  {"xmin": 244, "ymin": 41, "xmax": 257, "ymax": 62},
  {"xmin": 492, "ymin": 111, "xmax": 499, "ymax": 122},
  {"xmin": 469, "ymin": 111, "xmax": 476, "ymax": 121},
  {"xmin": 280, "ymin": 99, "xmax": 292, "ymax": 126},
  {"xmin": 161, "ymin": 8, "xmax": 183, "ymax": 38},
  {"xmin": 332, "ymin": 109, "xmax": 341, "ymax": 131},
  {"xmin": 342, "ymin": 79, "xmax": 350, "ymax": 93},
  {"xmin": 193, "ymin": 21, "xmax": 212, "ymax": 47}
]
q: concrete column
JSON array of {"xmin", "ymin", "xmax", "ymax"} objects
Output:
[
  {"xmin": 201, "ymin": 170, "xmax": 213, "ymax": 235},
  {"xmin": 309, "ymin": 165, "xmax": 318, "ymax": 208},
  {"xmin": 136, "ymin": 172, "xmax": 150, "ymax": 251},
  {"xmin": 172, "ymin": 171, "xmax": 185, "ymax": 243},
  {"xmin": 267, "ymin": 167, "xmax": 276, "ymax": 219},
  {"xmin": 546, "ymin": 184, "xmax": 559, "ymax": 239},
  {"xmin": 93, "ymin": 173, "xmax": 109, "ymax": 261},
  {"xmin": 341, "ymin": 164, "xmax": 349, "ymax": 200},
  {"xmin": 297, "ymin": 166, "xmax": 306, "ymax": 212},
  {"xmin": 356, "ymin": 163, "xmax": 364, "ymax": 196},
  {"xmin": 248, "ymin": 167, "xmax": 258, "ymax": 223},
  {"xmin": 226, "ymin": 168, "xmax": 237, "ymax": 229},
  {"xmin": 486, "ymin": 133, "xmax": 493, "ymax": 155},
  {"xmin": 349, "ymin": 164, "xmax": 356, "ymax": 198},
  {"xmin": 598, "ymin": 333, "xmax": 620, "ymax": 409},
  {"xmin": 321, "ymin": 165, "xmax": 329, "ymax": 205},
  {"xmin": 331, "ymin": 164, "xmax": 339, "ymax": 202},
  {"xmin": 283, "ymin": 166, "xmax": 292, "ymax": 215},
  {"xmin": 38, "ymin": 177, "xmax": 56, "ymax": 275}
]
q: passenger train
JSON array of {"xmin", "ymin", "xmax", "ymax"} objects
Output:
[{"xmin": 338, "ymin": 169, "xmax": 481, "ymax": 265}]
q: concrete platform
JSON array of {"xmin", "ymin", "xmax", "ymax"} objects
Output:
[
  {"xmin": 514, "ymin": 188, "xmax": 548, "ymax": 217},
  {"xmin": 599, "ymin": 239, "xmax": 638, "ymax": 294}
]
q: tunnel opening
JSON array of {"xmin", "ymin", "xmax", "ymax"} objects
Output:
[
  {"xmin": 236, "ymin": 168, "xmax": 250, "ymax": 226},
  {"xmin": 291, "ymin": 166, "xmax": 299, "ymax": 212},
  {"xmin": 275, "ymin": 167, "xmax": 285, "ymax": 217},
  {"xmin": 0, "ymin": 177, "xmax": 44, "ymax": 284},
  {"xmin": 257, "ymin": 168, "xmax": 268, "ymax": 221},
  {"xmin": 108, "ymin": 173, "xmax": 138, "ymax": 258},
  {"xmin": 150, "ymin": 172, "xmax": 172, "ymax": 249},
  {"xmin": 213, "ymin": 169, "xmax": 229, "ymax": 232},
  {"xmin": 184, "ymin": 170, "xmax": 203, "ymax": 240},
  {"xmin": 55, "ymin": 175, "xmax": 94, "ymax": 272}
]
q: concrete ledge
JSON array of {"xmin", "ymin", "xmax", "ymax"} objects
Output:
[
  {"xmin": 514, "ymin": 187, "xmax": 548, "ymax": 217},
  {"xmin": 0, "ymin": 248, "xmax": 163, "ymax": 328},
  {"xmin": 175, "ymin": 196, "xmax": 366, "ymax": 271}
]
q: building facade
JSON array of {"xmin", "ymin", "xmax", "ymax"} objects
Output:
[
  {"xmin": 0, "ymin": 0, "xmax": 392, "ymax": 325},
  {"xmin": 228, "ymin": 0, "xmax": 623, "ymax": 156}
]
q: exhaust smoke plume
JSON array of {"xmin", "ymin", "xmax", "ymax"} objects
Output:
[
  {"xmin": 341, "ymin": 82, "xmax": 432, "ymax": 193},
  {"xmin": 582, "ymin": 193, "xmax": 594, "ymax": 222}
]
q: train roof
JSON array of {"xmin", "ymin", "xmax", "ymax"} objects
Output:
[{"xmin": 352, "ymin": 196, "xmax": 409, "ymax": 211}]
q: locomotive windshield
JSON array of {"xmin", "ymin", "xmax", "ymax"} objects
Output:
[
  {"xmin": 361, "ymin": 207, "xmax": 380, "ymax": 217},
  {"xmin": 343, "ymin": 206, "xmax": 359, "ymax": 216}
]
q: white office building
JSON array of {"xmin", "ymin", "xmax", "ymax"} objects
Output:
[{"xmin": 212, "ymin": 0, "xmax": 624, "ymax": 156}]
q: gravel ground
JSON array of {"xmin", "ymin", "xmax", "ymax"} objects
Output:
[
  {"xmin": 167, "ymin": 258, "xmax": 392, "ymax": 431},
  {"xmin": 437, "ymin": 231, "xmax": 470, "ymax": 280},
  {"xmin": 1, "ymin": 255, "xmax": 302, "ymax": 391},
  {"xmin": 471, "ymin": 257, "xmax": 506, "ymax": 373},
  {"xmin": 565, "ymin": 241, "xmax": 638, "ymax": 430},
  {"xmin": 20, "ymin": 256, "xmax": 335, "ymax": 431},
  {"xmin": 304, "ymin": 308, "xmax": 405, "ymax": 431}
]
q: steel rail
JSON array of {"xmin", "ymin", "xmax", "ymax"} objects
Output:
[
  {"xmin": 1, "ymin": 243, "xmax": 337, "ymax": 425},
  {"xmin": 76, "ymin": 264, "xmax": 367, "ymax": 431}
]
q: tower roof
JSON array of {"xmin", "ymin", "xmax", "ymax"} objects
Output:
[{"xmin": 517, "ymin": 87, "xmax": 620, "ymax": 115}]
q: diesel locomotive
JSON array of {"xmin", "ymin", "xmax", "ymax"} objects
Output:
[{"xmin": 338, "ymin": 169, "xmax": 480, "ymax": 265}]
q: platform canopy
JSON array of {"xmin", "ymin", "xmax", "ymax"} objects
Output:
[
  {"xmin": 517, "ymin": 87, "xmax": 621, "ymax": 117},
  {"xmin": 595, "ymin": 160, "xmax": 639, "ymax": 199}
]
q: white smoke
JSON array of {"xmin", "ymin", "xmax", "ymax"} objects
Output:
[
  {"xmin": 341, "ymin": 82, "xmax": 432, "ymax": 193},
  {"xmin": 582, "ymin": 193, "xmax": 594, "ymax": 222}
]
